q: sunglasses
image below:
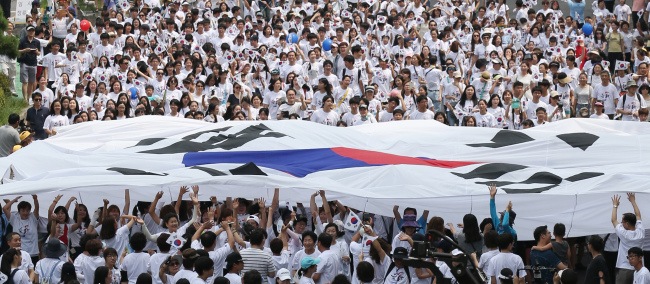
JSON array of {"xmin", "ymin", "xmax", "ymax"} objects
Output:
[
  {"xmin": 170, "ymin": 262, "xmax": 180, "ymax": 266},
  {"xmin": 157, "ymin": 73, "xmax": 164, "ymax": 75},
  {"xmin": 34, "ymin": 98, "xmax": 42, "ymax": 101}
]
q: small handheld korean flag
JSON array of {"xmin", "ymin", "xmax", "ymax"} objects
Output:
[
  {"xmin": 639, "ymin": 10, "xmax": 644, "ymax": 18},
  {"xmin": 415, "ymin": 16, "xmax": 425, "ymax": 25},
  {"xmin": 166, "ymin": 233, "xmax": 186, "ymax": 249},
  {"xmin": 615, "ymin": 60, "xmax": 630, "ymax": 71},
  {"xmin": 603, "ymin": 61, "xmax": 610, "ymax": 70},
  {"xmin": 344, "ymin": 210, "xmax": 362, "ymax": 231},
  {"xmin": 155, "ymin": 45, "xmax": 166, "ymax": 55},
  {"xmin": 532, "ymin": 72, "xmax": 542, "ymax": 82},
  {"xmin": 377, "ymin": 15, "xmax": 387, "ymax": 24}
]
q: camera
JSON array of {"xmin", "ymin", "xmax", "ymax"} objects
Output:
[{"xmin": 557, "ymin": 102, "xmax": 563, "ymax": 109}]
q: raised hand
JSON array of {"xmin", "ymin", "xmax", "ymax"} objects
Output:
[
  {"xmin": 11, "ymin": 196, "xmax": 22, "ymax": 202},
  {"xmin": 233, "ymin": 198, "xmax": 240, "ymax": 209},
  {"xmin": 180, "ymin": 186, "xmax": 189, "ymax": 195},
  {"xmin": 258, "ymin": 197, "xmax": 266, "ymax": 208},
  {"xmin": 155, "ymin": 191, "xmax": 164, "ymax": 199},
  {"xmin": 210, "ymin": 196, "xmax": 217, "ymax": 204},
  {"xmin": 627, "ymin": 193, "xmax": 636, "ymax": 203},
  {"xmin": 32, "ymin": 195, "xmax": 38, "ymax": 200},
  {"xmin": 191, "ymin": 185, "xmax": 199, "ymax": 195},
  {"xmin": 489, "ymin": 184, "xmax": 497, "ymax": 198},
  {"xmin": 612, "ymin": 195, "xmax": 621, "ymax": 207},
  {"xmin": 103, "ymin": 199, "xmax": 110, "ymax": 206},
  {"xmin": 189, "ymin": 193, "xmax": 198, "ymax": 205},
  {"xmin": 207, "ymin": 207, "xmax": 215, "ymax": 221},
  {"xmin": 136, "ymin": 216, "xmax": 145, "ymax": 224}
]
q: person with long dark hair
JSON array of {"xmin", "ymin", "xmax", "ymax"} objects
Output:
[
  {"xmin": 0, "ymin": 249, "xmax": 30, "ymax": 284},
  {"xmin": 447, "ymin": 214, "xmax": 484, "ymax": 257},
  {"xmin": 454, "ymin": 85, "xmax": 478, "ymax": 123}
]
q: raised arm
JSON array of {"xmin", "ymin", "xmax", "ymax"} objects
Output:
[
  {"xmin": 627, "ymin": 193, "xmax": 641, "ymax": 221},
  {"xmin": 612, "ymin": 195, "xmax": 621, "ymax": 227},
  {"xmin": 222, "ymin": 220, "xmax": 236, "ymax": 250},
  {"xmin": 192, "ymin": 221, "xmax": 213, "ymax": 243},
  {"xmin": 32, "ymin": 195, "xmax": 39, "ymax": 219},
  {"xmin": 48, "ymin": 194, "xmax": 63, "ymax": 220},
  {"xmin": 136, "ymin": 216, "xmax": 158, "ymax": 242},
  {"xmin": 489, "ymin": 184, "xmax": 499, "ymax": 229},
  {"xmin": 149, "ymin": 191, "xmax": 165, "ymax": 226},
  {"xmin": 259, "ymin": 198, "xmax": 267, "ymax": 230},
  {"xmin": 175, "ymin": 186, "xmax": 189, "ymax": 215},
  {"xmin": 187, "ymin": 192, "xmax": 199, "ymax": 225},
  {"xmin": 310, "ymin": 191, "xmax": 319, "ymax": 223},
  {"xmin": 371, "ymin": 237, "xmax": 386, "ymax": 262},
  {"xmin": 320, "ymin": 191, "xmax": 333, "ymax": 224},
  {"xmin": 123, "ymin": 189, "xmax": 130, "ymax": 216},
  {"xmin": 70, "ymin": 202, "xmax": 83, "ymax": 231},
  {"xmin": 393, "ymin": 205, "xmax": 402, "ymax": 225},
  {"xmin": 64, "ymin": 196, "xmax": 76, "ymax": 211},
  {"xmin": 48, "ymin": 213, "xmax": 58, "ymax": 238}
]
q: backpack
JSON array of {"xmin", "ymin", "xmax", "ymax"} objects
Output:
[
  {"xmin": 384, "ymin": 261, "xmax": 411, "ymax": 283},
  {"xmin": 6, "ymin": 268, "xmax": 19, "ymax": 284},
  {"xmin": 39, "ymin": 260, "xmax": 61, "ymax": 284}
]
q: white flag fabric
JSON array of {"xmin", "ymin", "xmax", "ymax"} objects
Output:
[{"xmin": 3, "ymin": 117, "xmax": 650, "ymax": 240}]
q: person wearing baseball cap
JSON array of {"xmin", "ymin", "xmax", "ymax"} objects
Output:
[
  {"xmin": 276, "ymin": 268, "xmax": 291, "ymax": 284},
  {"xmin": 298, "ymin": 257, "xmax": 320, "ymax": 283},
  {"xmin": 225, "ymin": 252, "xmax": 244, "ymax": 284},
  {"xmin": 617, "ymin": 80, "xmax": 646, "ymax": 121}
]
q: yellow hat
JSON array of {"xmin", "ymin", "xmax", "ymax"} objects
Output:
[{"xmin": 19, "ymin": 131, "xmax": 33, "ymax": 141}]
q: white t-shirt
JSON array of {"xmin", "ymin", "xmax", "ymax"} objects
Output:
[
  {"xmin": 590, "ymin": 113, "xmax": 610, "ymax": 119},
  {"xmin": 148, "ymin": 252, "xmax": 169, "ymax": 284},
  {"xmin": 616, "ymin": 94, "xmax": 647, "ymax": 121},
  {"xmin": 315, "ymin": 250, "xmax": 339, "ymax": 284},
  {"xmin": 523, "ymin": 100, "xmax": 548, "ymax": 122},
  {"xmin": 616, "ymin": 221, "xmax": 645, "ymax": 270},
  {"xmin": 8, "ymin": 268, "xmax": 30, "ymax": 284},
  {"xmin": 473, "ymin": 112, "xmax": 497, "ymax": 128},
  {"xmin": 291, "ymin": 249, "xmax": 320, "ymax": 275},
  {"xmin": 478, "ymin": 249, "xmax": 500, "ymax": 284},
  {"xmin": 486, "ymin": 252, "xmax": 526, "ymax": 284},
  {"xmin": 35, "ymin": 258, "xmax": 64, "ymax": 284},
  {"xmin": 408, "ymin": 109, "xmax": 435, "ymax": 120},
  {"xmin": 225, "ymin": 273, "xmax": 242, "ymax": 284},
  {"xmin": 102, "ymin": 225, "xmax": 131, "ymax": 263},
  {"xmin": 592, "ymin": 83, "xmax": 618, "ymax": 115},
  {"xmin": 10, "ymin": 213, "xmax": 39, "ymax": 256},
  {"xmin": 78, "ymin": 254, "xmax": 105, "ymax": 284},
  {"xmin": 121, "ymin": 252, "xmax": 151, "ymax": 284},
  {"xmin": 310, "ymin": 109, "xmax": 340, "ymax": 126},
  {"xmin": 634, "ymin": 267, "xmax": 650, "ymax": 284},
  {"xmin": 0, "ymin": 250, "xmax": 33, "ymax": 274}
]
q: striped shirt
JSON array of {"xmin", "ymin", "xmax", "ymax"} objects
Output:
[{"xmin": 240, "ymin": 248, "xmax": 276, "ymax": 278}]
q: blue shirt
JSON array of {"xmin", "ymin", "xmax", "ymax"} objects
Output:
[
  {"xmin": 530, "ymin": 249, "xmax": 561, "ymax": 284},
  {"xmin": 489, "ymin": 199, "xmax": 517, "ymax": 240},
  {"xmin": 567, "ymin": 0, "xmax": 586, "ymax": 23},
  {"xmin": 397, "ymin": 216, "xmax": 427, "ymax": 234}
]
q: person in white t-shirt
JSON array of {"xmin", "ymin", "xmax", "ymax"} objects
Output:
[
  {"xmin": 408, "ymin": 95, "xmax": 435, "ymax": 120},
  {"xmin": 590, "ymin": 101, "xmax": 610, "ymax": 119},
  {"xmin": 3, "ymin": 196, "xmax": 40, "ymax": 262},
  {"xmin": 616, "ymin": 80, "xmax": 647, "ymax": 121},
  {"xmin": 487, "ymin": 233, "xmax": 526, "ymax": 284},
  {"xmin": 310, "ymin": 95, "xmax": 340, "ymax": 126},
  {"xmin": 34, "ymin": 238, "xmax": 66, "ymax": 284},
  {"xmin": 473, "ymin": 99, "xmax": 498, "ymax": 127},
  {"xmin": 611, "ymin": 193, "xmax": 644, "ymax": 284},
  {"xmin": 1, "ymin": 248, "xmax": 31, "ymax": 284},
  {"xmin": 298, "ymin": 257, "xmax": 320, "ymax": 284},
  {"xmin": 191, "ymin": 257, "xmax": 215, "ymax": 284},
  {"xmin": 224, "ymin": 252, "xmax": 244, "ymax": 284},
  {"xmin": 121, "ymin": 233, "xmax": 150, "ymax": 284},
  {"xmin": 627, "ymin": 247, "xmax": 650, "ymax": 284},
  {"xmin": 313, "ymin": 234, "xmax": 339, "ymax": 284}
]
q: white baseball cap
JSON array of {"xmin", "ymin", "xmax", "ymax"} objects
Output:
[{"xmin": 277, "ymin": 268, "xmax": 291, "ymax": 281}]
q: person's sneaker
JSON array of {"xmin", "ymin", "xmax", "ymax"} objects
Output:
[{"xmin": 11, "ymin": 92, "xmax": 17, "ymax": 97}]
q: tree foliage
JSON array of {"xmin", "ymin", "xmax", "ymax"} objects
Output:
[{"xmin": 0, "ymin": 6, "xmax": 19, "ymax": 59}]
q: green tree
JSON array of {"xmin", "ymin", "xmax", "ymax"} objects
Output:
[
  {"xmin": 0, "ymin": 6, "xmax": 19, "ymax": 59},
  {"xmin": 0, "ymin": 5, "xmax": 20, "ymax": 112}
]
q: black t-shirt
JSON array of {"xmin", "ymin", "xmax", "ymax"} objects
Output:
[
  {"xmin": 585, "ymin": 254, "xmax": 610, "ymax": 284},
  {"xmin": 18, "ymin": 37, "xmax": 41, "ymax": 66}
]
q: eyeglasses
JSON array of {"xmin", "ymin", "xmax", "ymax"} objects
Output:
[
  {"xmin": 627, "ymin": 255, "xmax": 639, "ymax": 259},
  {"xmin": 107, "ymin": 255, "xmax": 117, "ymax": 259},
  {"xmin": 170, "ymin": 262, "xmax": 180, "ymax": 266},
  {"xmin": 235, "ymin": 86, "xmax": 241, "ymax": 89},
  {"xmin": 34, "ymin": 98, "xmax": 42, "ymax": 101}
]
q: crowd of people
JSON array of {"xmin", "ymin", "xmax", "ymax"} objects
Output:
[
  {"xmin": 2, "ymin": 0, "xmax": 650, "ymax": 142},
  {"xmin": 0, "ymin": 186, "xmax": 646, "ymax": 284}
]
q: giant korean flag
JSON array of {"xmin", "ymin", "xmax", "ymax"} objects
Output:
[{"xmin": 1, "ymin": 117, "xmax": 648, "ymax": 240}]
